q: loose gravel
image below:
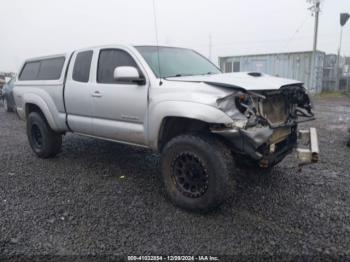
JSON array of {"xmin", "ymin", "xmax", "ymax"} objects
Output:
[{"xmin": 0, "ymin": 97, "xmax": 350, "ymax": 259}]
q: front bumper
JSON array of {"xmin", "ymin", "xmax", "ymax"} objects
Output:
[
  {"xmin": 212, "ymin": 125, "xmax": 319, "ymax": 167},
  {"xmin": 296, "ymin": 127, "xmax": 319, "ymax": 165}
]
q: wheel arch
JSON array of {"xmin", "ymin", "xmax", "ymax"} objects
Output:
[
  {"xmin": 23, "ymin": 94, "xmax": 59, "ymax": 131},
  {"xmin": 157, "ymin": 117, "xmax": 211, "ymax": 152},
  {"xmin": 148, "ymin": 101, "xmax": 233, "ymax": 151}
]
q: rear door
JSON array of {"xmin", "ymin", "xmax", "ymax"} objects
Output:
[
  {"xmin": 65, "ymin": 50, "xmax": 94, "ymax": 134},
  {"xmin": 89, "ymin": 48, "xmax": 149, "ymax": 145}
]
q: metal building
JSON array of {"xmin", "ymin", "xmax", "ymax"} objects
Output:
[
  {"xmin": 322, "ymin": 54, "xmax": 338, "ymax": 91},
  {"xmin": 219, "ymin": 51, "xmax": 326, "ymax": 93},
  {"xmin": 339, "ymin": 57, "xmax": 350, "ymax": 91}
]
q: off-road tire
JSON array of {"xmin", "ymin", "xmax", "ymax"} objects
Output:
[
  {"xmin": 161, "ymin": 134, "xmax": 234, "ymax": 212},
  {"xmin": 27, "ymin": 112, "xmax": 62, "ymax": 158}
]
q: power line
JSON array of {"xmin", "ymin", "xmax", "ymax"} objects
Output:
[
  {"xmin": 170, "ymin": 32, "xmax": 337, "ymax": 49},
  {"xmin": 283, "ymin": 16, "xmax": 311, "ymax": 50}
]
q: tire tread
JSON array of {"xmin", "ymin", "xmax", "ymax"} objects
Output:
[
  {"xmin": 161, "ymin": 133, "xmax": 235, "ymax": 212},
  {"xmin": 27, "ymin": 111, "xmax": 62, "ymax": 158}
]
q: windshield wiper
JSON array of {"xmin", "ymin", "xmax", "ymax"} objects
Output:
[
  {"xmin": 165, "ymin": 74, "xmax": 183, "ymax": 78},
  {"xmin": 164, "ymin": 72, "xmax": 218, "ymax": 78},
  {"xmin": 164, "ymin": 74, "xmax": 195, "ymax": 78}
]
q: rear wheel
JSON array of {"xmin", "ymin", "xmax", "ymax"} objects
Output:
[
  {"xmin": 161, "ymin": 134, "xmax": 234, "ymax": 212},
  {"xmin": 27, "ymin": 112, "xmax": 62, "ymax": 158}
]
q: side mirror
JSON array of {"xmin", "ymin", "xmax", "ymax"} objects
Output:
[{"xmin": 113, "ymin": 66, "xmax": 145, "ymax": 85}]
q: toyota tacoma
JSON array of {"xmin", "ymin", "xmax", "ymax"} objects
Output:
[{"xmin": 13, "ymin": 45, "xmax": 319, "ymax": 211}]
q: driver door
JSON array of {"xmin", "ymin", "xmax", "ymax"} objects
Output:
[{"xmin": 89, "ymin": 48, "xmax": 149, "ymax": 146}]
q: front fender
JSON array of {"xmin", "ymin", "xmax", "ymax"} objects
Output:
[{"xmin": 148, "ymin": 101, "xmax": 233, "ymax": 150}]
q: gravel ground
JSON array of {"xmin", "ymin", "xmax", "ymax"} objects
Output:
[{"xmin": 1, "ymin": 96, "xmax": 350, "ymax": 260}]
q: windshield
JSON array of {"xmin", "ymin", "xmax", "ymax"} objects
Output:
[{"xmin": 135, "ymin": 46, "xmax": 221, "ymax": 78}]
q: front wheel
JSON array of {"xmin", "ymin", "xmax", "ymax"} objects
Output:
[
  {"xmin": 161, "ymin": 134, "xmax": 234, "ymax": 212},
  {"xmin": 27, "ymin": 112, "xmax": 62, "ymax": 158}
]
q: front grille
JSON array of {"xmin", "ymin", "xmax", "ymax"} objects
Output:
[{"xmin": 261, "ymin": 94, "xmax": 289, "ymax": 124}]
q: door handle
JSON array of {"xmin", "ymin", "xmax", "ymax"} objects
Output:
[{"xmin": 91, "ymin": 91, "xmax": 102, "ymax": 98}]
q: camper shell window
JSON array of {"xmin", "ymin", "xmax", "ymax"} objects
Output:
[{"xmin": 19, "ymin": 57, "xmax": 65, "ymax": 81}]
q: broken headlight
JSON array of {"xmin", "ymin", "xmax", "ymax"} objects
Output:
[
  {"xmin": 234, "ymin": 93, "xmax": 257, "ymax": 118},
  {"xmin": 216, "ymin": 92, "xmax": 258, "ymax": 129}
]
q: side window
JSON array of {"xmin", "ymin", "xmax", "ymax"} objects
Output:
[
  {"xmin": 37, "ymin": 57, "xmax": 65, "ymax": 80},
  {"xmin": 19, "ymin": 61, "xmax": 40, "ymax": 80},
  {"xmin": 97, "ymin": 49, "xmax": 138, "ymax": 84},
  {"xmin": 73, "ymin": 51, "xmax": 93, "ymax": 83}
]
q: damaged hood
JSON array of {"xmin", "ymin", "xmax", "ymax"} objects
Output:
[{"xmin": 166, "ymin": 72, "xmax": 303, "ymax": 91}]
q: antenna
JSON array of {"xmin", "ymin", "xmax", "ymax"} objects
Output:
[
  {"xmin": 209, "ymin": 34, "xmax": 212, "ymax": 62},
  {"xmin": 152, "ymin": 0, "xmax": 162, "ymax": 85}
]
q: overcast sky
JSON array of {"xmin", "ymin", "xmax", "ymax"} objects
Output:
[{"xmin": 0, "ymin": 0, "xmax": 349, "ymax": 72}]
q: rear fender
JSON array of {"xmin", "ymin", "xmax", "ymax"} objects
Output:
[{"xmin": 22, "ymin": 93, "xmax": 66, "ymax": 132}]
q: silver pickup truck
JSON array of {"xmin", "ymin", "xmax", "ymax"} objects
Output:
[{"xmin": 14, "ymin": 45, "xmax": 319, "ymax": 211}]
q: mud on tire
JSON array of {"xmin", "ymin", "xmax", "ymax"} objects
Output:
[{"xmin": 161, "ymin": 134, "xmax": 234, "ymax": 212}]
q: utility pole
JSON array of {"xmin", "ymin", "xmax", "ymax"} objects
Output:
[
  {"xmin": 209, "ymin": 34, "xmax": 212, "ymax": 62},
  {"xmin": 312, "ymin": 0, "xmax": 320, "ymax": 54},
  {"xmin": 336, "ymin": 26, "xmax": 344, "ymax": 90},
  {"xmin": 336, "ymin": 13, "xmax": 350, "ymax": 90},
  {"xmin": 307, "ymin": 0, "xmax": 321, "ymax": 92}
]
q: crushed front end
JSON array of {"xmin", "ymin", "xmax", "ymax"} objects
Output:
[{"xmin": 211, "ymin": 84, "xmax": 319, "ymax": 168}]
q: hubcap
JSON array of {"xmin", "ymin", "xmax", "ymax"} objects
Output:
[
  {"xmin": 171, "ymin": 152, "xmax": 209, "ymax": 198},
  {"xmin": 31, "ymin": 124, "xmax": 43, "ymax": 149}
]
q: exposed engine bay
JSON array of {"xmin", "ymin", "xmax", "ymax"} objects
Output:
[
  {"xmin": 211, "ymin": 84, "xmax": 317, "ymax": 167},
  {"xmin": 216, "ymin": 84, "xmax": 314, "ymax": 128}
]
